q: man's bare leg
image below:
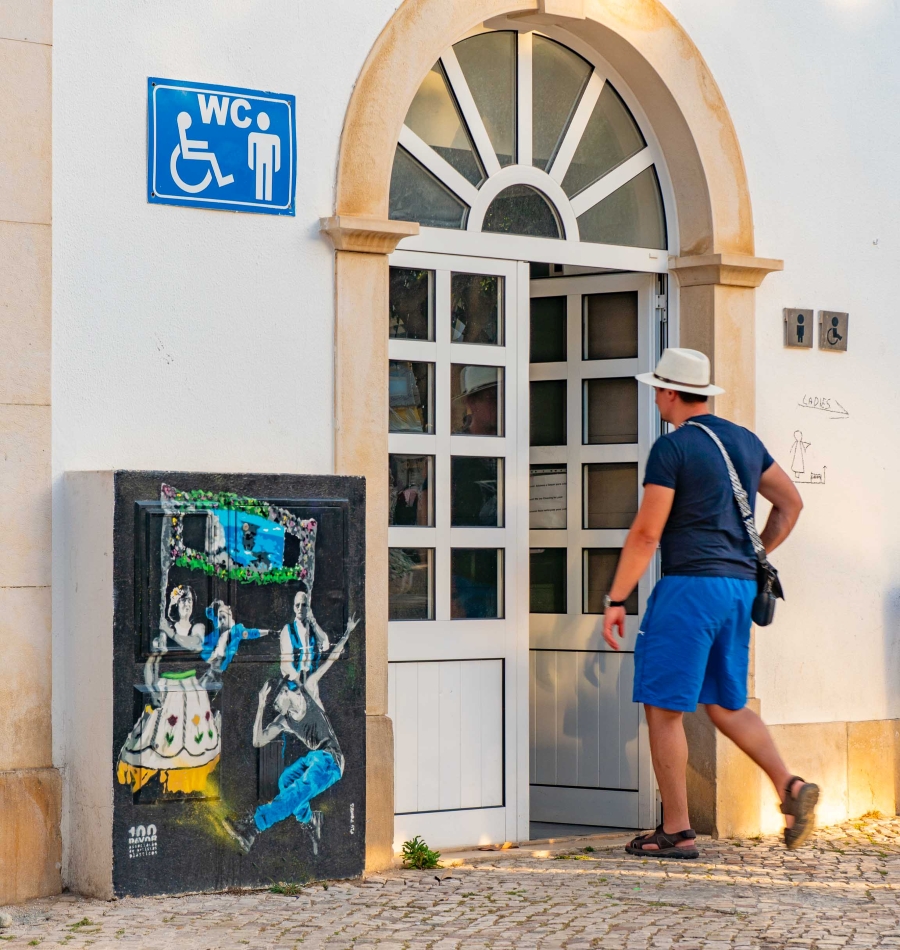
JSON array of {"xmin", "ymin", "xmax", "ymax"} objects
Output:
[
  {"xmin": 638, "ymin": 704, "xmax": 695, "ymax": 850},
  {"xmin": 704, "ymin": 704, "xmax": 804, "ymax": 825}
]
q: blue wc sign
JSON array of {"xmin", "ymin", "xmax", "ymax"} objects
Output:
[{"xmin": 148, "ymin": 78, "xmax": 296, "ymax": 215}]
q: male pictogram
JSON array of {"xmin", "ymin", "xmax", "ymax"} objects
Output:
[{"xmin": 248, "ymin": 112, "xmax": 281, "ymax": 202}]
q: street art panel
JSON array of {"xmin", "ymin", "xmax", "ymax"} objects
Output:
[{"xmin": 112, "ymin": 472, "xmax": 365, "ymax": 897}]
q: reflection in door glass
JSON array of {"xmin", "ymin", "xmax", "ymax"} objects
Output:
[
  {"xmin": 583, "ymin": 548, "xmax": 638, "ymax": 615},
  {"xmin": 451, "ymin": 365, "xmax": 503, "ymax": 436},
  {"xmin": 451, "ymin": 548, "xmax": 504, "ymax": 619},
  {"xmin": 584, "ymin": 377, "xmax": 638, "ymax": 444},
  {"xmin": 530, "ymin": 464, "xmax": 567, "ymax": 530},
  {"xmin": 583, "ymin": 462, "xmax": 638, "ymax": 529},
  {"xmin": 530, "ymin": 548, "xmax": 566, "ymax": 614},
  {"xmin": 451, "ymin": 456, "xmax": 503, "ymax": 527},
  {"xmin": 584, "ymin": 291, "xmax": 639, "ymax": 360},
  {"xmin": 530, "ymin": 380, "xmax": 567, "ymax": 446},
  {"xmin": 390, "ymin": 268, "xmax": 434, "ymax": 341},
  {"xmin": 389, "ymin": 454, "xmax": 434, "ymax": 526},
  {"xmin": 450, "ymin": 273, "xmax": 503, "ymax": 345},
  {"xmin": 530, "ymin": 295, "xmax": 567, "ymax": 363},
  {"xmin": 389, "ymin": 360, "xmax": 434, "ymax": 433},
  {"xmin": 532, "ymin": 35, "xmax": 592, "ymax": 171},
  {"xmin": 389, "ymin": 548, "xmax": 435, "ymax": 620}
]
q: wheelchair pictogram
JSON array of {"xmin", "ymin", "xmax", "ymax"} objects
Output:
[{"xmin": 170, "ymin": 112, "xmax": 235, "ymax": 194}]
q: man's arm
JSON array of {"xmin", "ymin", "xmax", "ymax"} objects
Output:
[
  {"xmin": 757, "ymin": 462, "xmax": 803, "ymax": 554},
  {"xmin": 602, "ymin": 484, "xmax": 675, "ymax": 650}
]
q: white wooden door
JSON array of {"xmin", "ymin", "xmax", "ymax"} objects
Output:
[
  {"xmin": 387, "ymin": 250, "xmax": 529, "ymax": 851},
  {"xmin": 528, "ymin": 272, "xmax": 659, "ymax": 830}
]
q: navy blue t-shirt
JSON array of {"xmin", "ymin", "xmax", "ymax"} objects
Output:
[{"xmin": 643, "ymin": 414, "xmax": 774, "ymax": 579}]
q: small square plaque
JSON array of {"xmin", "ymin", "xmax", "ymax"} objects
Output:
[
  {"xmin": 819, "ymin": 311, "xmax": 849, "ymax": 352},
  {"xmin": 784, "ymin": 308, "xmax": 813, "ymax": 348}
]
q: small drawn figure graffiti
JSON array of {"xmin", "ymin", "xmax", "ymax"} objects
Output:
[
  {"xmin": 223, "ymin": 615, "xmax": 359, "ymax": 855},
  {"xmin": 201, "ymin": 599, "xmax": 270, "ymax": 683},
  {"xmin": 789, "ymin": 430, "xmax": 811, "ymax": 478},
  {"xmin": 117, "ymin": 655, "xmax": 222, "ymax": 795},
  {"xmin": 151, "ymin": 584, "xmax": 205, "ymax": 653},
  {"xmin": 280, "ymin": 589, "xmax": 331, "ymax": 685}
]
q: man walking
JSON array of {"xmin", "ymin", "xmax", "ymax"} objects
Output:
[{"xmin": 602, "ymin": 348, "xmax": 818, "ymax": 858}]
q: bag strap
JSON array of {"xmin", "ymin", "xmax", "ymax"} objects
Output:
[{"xmin": 684, "ymin": 420, "xmax": 768, "ymax": 567}]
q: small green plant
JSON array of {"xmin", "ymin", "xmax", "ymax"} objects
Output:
[
  {"xmin": 270, "ymin": 882, "xmax": 306, "ymax": 896},
  {"xmin": 401, "ymin": 835, "xmax": 441, "ymax": 869},
  {"xmin": 67, "ymin": 920, "xmax": 94, "ymax": 931},
  {"xmin": 862, "ymin": 810, "xmax": 883, "ymax": 820},
  {"xmin": 583, "ymin": 845, "xmax": 595, "ymax": 853}
]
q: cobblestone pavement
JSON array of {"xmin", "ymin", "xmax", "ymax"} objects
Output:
[{"xmin": 4, "ymin": 817, "xmax": 900, "ymax": 949}]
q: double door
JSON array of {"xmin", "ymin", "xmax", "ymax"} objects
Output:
[{"xmin": 529, "ymin": 272, "xmax": 659, "ymax": 830}]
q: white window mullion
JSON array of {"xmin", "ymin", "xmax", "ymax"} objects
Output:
[
  {"xmin": 516, "ymin": 31, "xmax": 533, "ymax": 167},
  {"xmin": 398, "ymin": 125, "xmax": 481, "ymax": 208},
  {"xmin": 434, "ymin": 269, "xmax": 453, "ymax": 623},
  {"xmin": 441, "ymin": 47, "xmax": 502, "ymax": 179},
  {"xmin": 548, "ymin": 71, "xmax": 605, "ymax": 185},
  {"xmin": 569, "ymin": 147, "xmax": 655, "ymax": 218}
]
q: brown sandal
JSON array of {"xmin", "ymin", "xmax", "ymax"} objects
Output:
[
  {"xmin": 781, "ymin": 775, "xmax": 820, "ymax": 850},
  {"xmin": 626, "ymin": 825, "xmax": 699, "ymax": 859}
]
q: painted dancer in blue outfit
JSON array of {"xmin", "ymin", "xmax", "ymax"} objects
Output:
[
  {"xmin": 279, "ymin": 589, "xmax": 331, "ymax": 687},
  {"xmin": 201, "ymin": 600, "xmax": 270, "ymax": 679},
  {"xmin": 602, "ymin": 348, "xmax": 818, "ymax": 858},
  {"xmin": 223, "ymin": 614, "xmax": 359, "ymax": 855}
]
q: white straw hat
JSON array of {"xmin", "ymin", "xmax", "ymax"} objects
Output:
[{"xmin": 635, "ymin": 348, "xmax": 724, "ymax": 396}]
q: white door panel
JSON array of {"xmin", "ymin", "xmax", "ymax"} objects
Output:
[
  {"xmin": 388, "ymin": 251, "xmax": 529, "ymax": 849},
  {"xmin": 529, "ymin": 271, "xmax": 660, "ymax": 830}
]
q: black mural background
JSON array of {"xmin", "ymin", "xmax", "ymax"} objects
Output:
[{"xmin": 112, "ymin": 471, "xmax": 366, "ymax": 897}]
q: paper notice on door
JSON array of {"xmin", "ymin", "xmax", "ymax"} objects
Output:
[{"xmin": 530, "ymin": 465, "xmax": 567, "ymax": 530}]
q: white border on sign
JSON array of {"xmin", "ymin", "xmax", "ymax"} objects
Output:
[{"xmin": 151, "ymin": 83, "xmax": 295, "ymax": 210}]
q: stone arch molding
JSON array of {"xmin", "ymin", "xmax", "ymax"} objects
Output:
[
  {"xmin": 328, "ymin": 0, "xmax": 785, "ymax": 871},
  {"xmin": 333, "ymin": 0, "xmax": 769, "ymax": 259}
]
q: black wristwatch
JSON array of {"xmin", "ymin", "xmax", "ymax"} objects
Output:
[{"xmin": 603, "ymin": 594, "xmax": 627, "ymax": 610}]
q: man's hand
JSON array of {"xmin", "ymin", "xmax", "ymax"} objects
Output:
[
  {"xmin": 603, "ymin": 606, "xmax": 627, "ymax": 651},
  {"xmin": 257, "ymin": 681, "xmax": 272, "ymax": 708}
]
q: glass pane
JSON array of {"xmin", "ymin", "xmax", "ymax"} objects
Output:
[
  {"xmin": 451, "ymin": 273, "xmax": 503, "ymax": 345},
  {"xmin": 530, "ymin": 548, "xmax": 566, "ymax": 614},
  {"xmin": 389, "ymin": 360, "xmax": 434, "ymax": 433},
  {"xmin": 562, "ymin": 83, "xmax": 646, "ymax": 197},
  {"xmin": 584, "ymin": 291, "xmax": 638, "ymax": 360},
  {"xmin": 453, "ymin": 31, "xmax": 516, "ymax": 167},
  {"xmin": 451, "ymin": 365, "xmax": 503, "ymax": 436},
  {"xmin": 390, "ymin": 268, "xmax": 434, "ymax": 341},
  {"xmin": 451, "ymin": 456, "xmax": 503, "ymax": 527},
  {"xmin": 404, "ymin": 63, "xmax": 484, "ymax": 185},
  {"xmin": 532, "ymin": 35, "xmax": 592, "ymax": 171},
  {"xmin": 531, "ymin": 295, "xmax": 567, "ymax": 363},
  {"xmin": 389, "ymin": 548, "xmax": 435, "ymax": 620},
  {"xmin": 389, "ymin": 454, "xmax": 434, "ymax": 526},
  {"xmin": 389, "ymin": 146, "xmax": 469, "ymax": 229},
  {"xmin": 482, "ymin": 185, "xmax": 562, "ymax": 239},
  {"xmin": 530, "ymin": 464, "xmax": 567, "ymax": 530},
  {"xmin": 451, "ymin": 548, "xmax": 504, "ymax": 619},
  {"xmin": 584, "ymin": 378, "xmax": 638, "ymax": 444},
  {"xmin": 584, "ymin": 462, "xmax": 638, "ymax": 529},
  {"xmin": 530, "ymin": 380, "xmax": 567, "ymax": 446},
  {"xmin": 577, "ymin": 166, "xmax": 667, "ymax": 249},
  {"xmin": 584, "ymin": 548, "xmax": 638, "ymax": 614}
]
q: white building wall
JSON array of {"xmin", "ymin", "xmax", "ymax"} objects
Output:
[
  {"xmin": 50, "ymin": 0, "xmax": 401, "ymax": 769},
  {"xmin": 664, "ymin": 0, "xmax": 900, "ymax": 725},
  {"xmin": 52, "ymin": 0, "xmax": 900, "ymax": 784}
]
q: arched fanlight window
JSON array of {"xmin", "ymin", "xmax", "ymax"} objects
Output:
[{"xmin": 388, "ymin": 30, "xmax": 668, "ymax": 251}]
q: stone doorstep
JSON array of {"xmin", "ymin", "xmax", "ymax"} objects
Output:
[{"xmin": 399, "ymin": 832, "xmax": 639, "ymax": 869}]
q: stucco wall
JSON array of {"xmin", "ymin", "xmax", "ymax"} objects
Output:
[
  {"xmin": 663, "ymin": 0, "xmax": 900, "ymax": 726},
  {"xmin": 52, "ymin": 0, "xmax": 900, "ymax": 776}
]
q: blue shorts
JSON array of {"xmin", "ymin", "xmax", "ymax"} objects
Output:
[{"xmin": 633, "ymin": 575, "xmax": 756, "ymax": 713}]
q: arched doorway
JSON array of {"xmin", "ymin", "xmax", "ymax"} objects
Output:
[{"xmin": 323, "ymin": 0, "xmax": 782, "ymax": 868}]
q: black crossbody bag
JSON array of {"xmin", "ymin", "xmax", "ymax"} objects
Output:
[{"xmin": 685, "ymin": 421, "xmax": 784, "ymax": 626}]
